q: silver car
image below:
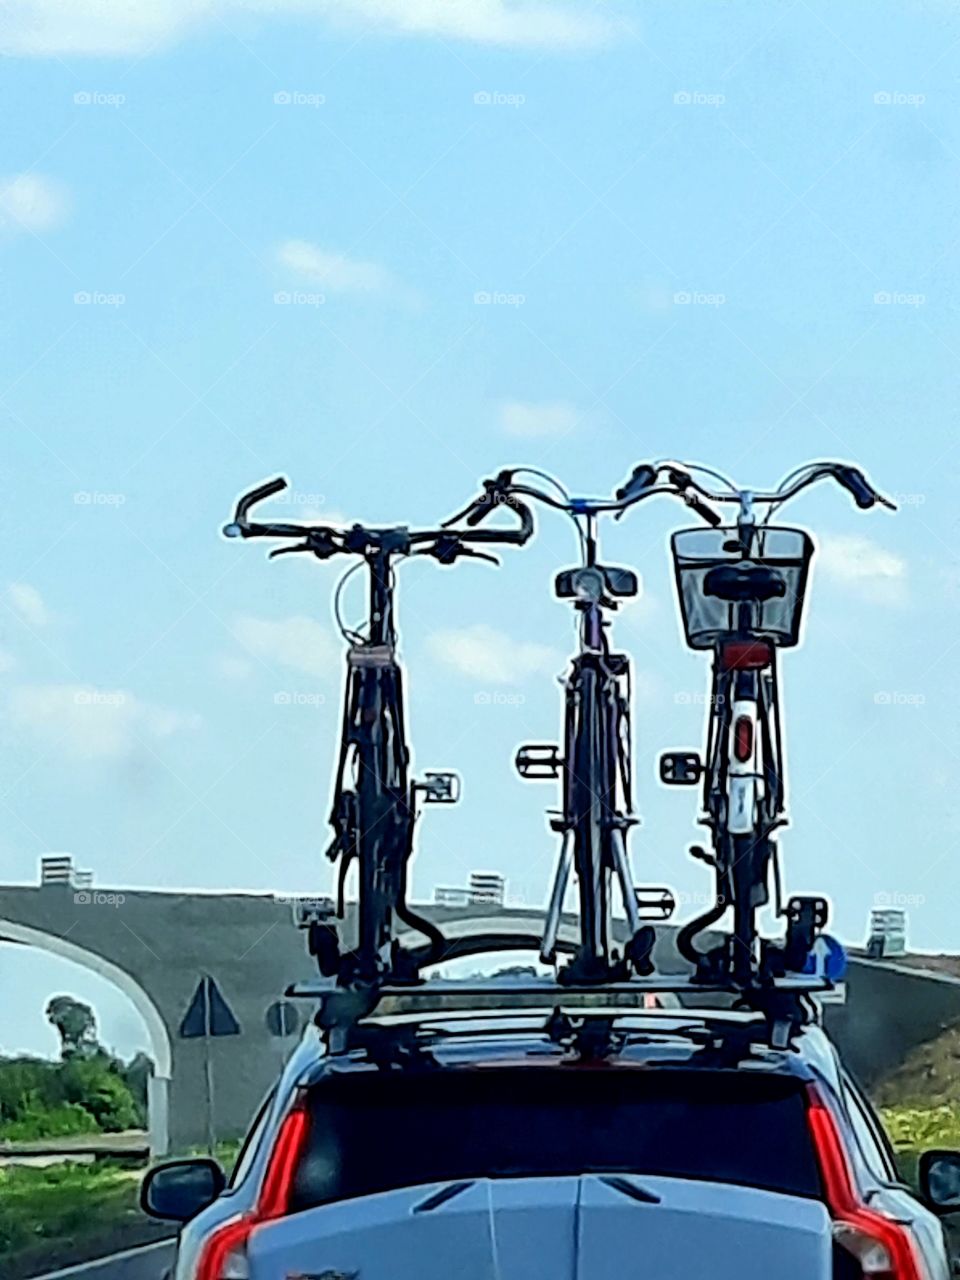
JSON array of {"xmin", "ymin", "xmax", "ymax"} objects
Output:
[{"xmin": 143, "ymin": 1004, "xmax": 957, "ymax": 1280}]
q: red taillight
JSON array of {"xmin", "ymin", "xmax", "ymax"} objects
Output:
[
  {"xmin": 196, "ymin": 1105, "xmax": 309, "ymax": 1280},
  {"xmin": 196, "ymin": 1217, "xmax": 254, "ymax": 1280},
  {"xmin": 720, "ymin": 639, "xmax": 773, "ymax": 670},
  {"xmin": 734, "ymin": 716, "xmax": 753, "ymax": 762},
  {"xmin": 258, "ymin": 1107, "xmax": 309, "ymax": 1219},
  {"xmin": 807, "ymin": 1088, "xmax": 923, "ymax": 1279}
]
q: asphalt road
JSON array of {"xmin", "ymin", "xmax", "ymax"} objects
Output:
[{"xmin": 34, "ymin": 1240, "xmax": 175, "ymax": 1280}]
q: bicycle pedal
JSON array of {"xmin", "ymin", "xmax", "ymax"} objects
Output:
[
  {"xmin": 634, "ymin": 886, "xmax": 676, "ymax": 921},
  {"xmin": 416, "ymin": 771, "xmax": 460, "ymax": 803},
  {"xmin": 659, "ymin": 751, "xmax": 703, "ymax": 785},
  {"xmin": 516, "ymin": 744, "xmax": 563, "ymax": 780},
  {"xmin": 785, "ymin": 894, "xmax": 829, "ymax": 929}
]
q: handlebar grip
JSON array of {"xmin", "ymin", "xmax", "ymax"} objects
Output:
[
  {"xmin": 835, "ymin": 465, "xmax": 878, "ymax": 509},
  {"xmin": 615, "ymin": 463, "xmax": 657, "ymax": 503},
  {"xmin": 234, "ymin": 475, "xmax": 288, "ymax": 522}
]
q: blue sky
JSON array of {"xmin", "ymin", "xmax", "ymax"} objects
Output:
[{"xmin": 1, "ymin": 0, "xmax": 959, "ymax": 1059}]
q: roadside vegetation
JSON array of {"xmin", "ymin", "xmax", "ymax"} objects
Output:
[
  {"xmin": 1, "ymin": 1141, "xmax": 242, "ymax": 1279},
  {"xmin": 0, "ymin": 996, "xmax": 151, "ymax": 1141},
  {"xmin": 0, "ymin": 1160, "xmax": 158, "ymax": 1279},
  {"xmin": 871, "ymin": 1021, "xmax": 960, "ymax": 1187}
]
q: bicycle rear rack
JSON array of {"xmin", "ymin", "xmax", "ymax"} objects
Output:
[{"xmin": 286, "ymin": 970, "xmax": 834, "ymax": 1053}]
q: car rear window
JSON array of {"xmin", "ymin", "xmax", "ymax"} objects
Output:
[{"xmin": 290, "ymin": 1066, "xmax": 821, "ymax": 1209}]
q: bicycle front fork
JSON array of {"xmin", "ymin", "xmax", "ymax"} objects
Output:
[{"xmin": 540, "ymin": 823, "xmax": 655, "ymax": 981}]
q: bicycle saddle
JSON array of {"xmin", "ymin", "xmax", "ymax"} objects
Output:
[{"xmin": 703, "ymin": 562, "xmax": 787, "ymax": 603}]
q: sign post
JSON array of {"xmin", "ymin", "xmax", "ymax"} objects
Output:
[
  {"xmin": 265, "ymin": 999, "xmax": 300, "ymax": 1072},
  {"xmin": 179, "ymin": 975, "xmax": 240, "ymax": 1155}
]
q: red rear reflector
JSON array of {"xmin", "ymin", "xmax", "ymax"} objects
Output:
[
  {"xmin": 721, "ymin": 640, "xmax": 773, "ymax": 670},
  {"xmin": 807, "ymin": 1088, "xmax": 923, "ymax": 1280},
  {"xmin": 734, "ymin": 716, "xmax": 753, "ymax": 762}
]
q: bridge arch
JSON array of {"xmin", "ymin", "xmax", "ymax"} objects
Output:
[{"xmin": 0, "ymin": 918, "xmax": 172, "ymax": 1155}]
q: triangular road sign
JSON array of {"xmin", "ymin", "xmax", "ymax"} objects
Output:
[{"xmin": 179, "ymin": 975, "xmax": 241, "ymax": 1038}]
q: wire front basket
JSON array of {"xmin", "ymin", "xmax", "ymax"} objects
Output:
[{"xmin": 671, "ymin": 525, "xmax": 814, "ymax": 650}]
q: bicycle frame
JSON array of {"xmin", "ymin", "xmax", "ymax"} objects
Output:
[
  {"xmin": 687, "ymin": 513, "xmax": 791, "ymax": 983},
  {"xmin": 324, "ymin": 530, "xmax": 444, "ymax": 984},
  {"xmin": 541, "ymin": 514, "xmax": 648, "ymax": 983},
  {"xmin": 225, "ymin": 477, "xmax": 533, "ymax": 986},
  {"xmin": 642, "ymin": 458, "xmax": 893, "ymax": 985},
  {"xmin": 461, "ymin": 472, "xmax": 670, "ymax": 984}
]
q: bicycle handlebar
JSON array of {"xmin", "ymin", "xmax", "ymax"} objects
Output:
[
  {"xmin": 451, "ymin": 466, "xmax": 671, "ymax": 529},
  {"xmin": 441, "ymin": 474, "xmax": 535, "ymax": 543},
  {"xmin": 615, "ymin": 459, "xmax": 894, "ymax": 526},
  {"xmin": 224, "ymin": 475, "xmax": 534, "ymax": 560}
]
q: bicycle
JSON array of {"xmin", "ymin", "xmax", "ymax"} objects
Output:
[
  {"xmin": 623, "ymin": 459, "xmax": 894, "ymax": 986},
  {"xmin": 446, "ymin": 468, "xmax": 674, "ymax": 985},
  {"xmin": 224, "ymin": 476, "xmax": 533, "ymax": 985}
]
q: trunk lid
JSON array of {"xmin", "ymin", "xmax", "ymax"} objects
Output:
[{"xmin": 247, "ymin": 1173, "xmax": 832, "ymax": 1280}]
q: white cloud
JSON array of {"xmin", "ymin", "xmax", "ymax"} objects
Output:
[
  {"xmin": 498, "ymin": 400, "xmax": 579, "ymax": 439},
  {"xmin": 232, "ymin": 614, "xmax": 339, "ymax": 679},
  {"xmin": 276, "ymin": 240, "xmax": 394, "ymax": 294},
  {"xmin": 9, "ymin": 684, "xmax": 200, "ymax": 760},
  {"xmin": 817, "ymin": 534, "xmax": 907, "ymax": 605},
  {"xmin": 0, "ymin": 174, "xmax": 69, "ymax": 233},
  {"xmin": 327, "ymin": 0, "xmax": 616, "ymax": 48},
  {"xmin": 0, "ymin": 650, "xmax": 15, "ymax": 674},
  {"xmin": 428, "ymin": 623, "xmax": 562, "ymax": 684},
  {"xmin": 7, "ymin": 582, "xmax": 51, "ymax": 627},
  {"xmin": 1, "ymin": 0, "xmax": 616, "ymax": 57}
]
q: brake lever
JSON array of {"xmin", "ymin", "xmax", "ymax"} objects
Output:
[
  {"xmin": 442, "ymin": 469, "xmax": 519, "ymax": 530},
  {"xmin": 458, "ymin": 547, "xmax": 500, "ymax": 566},
  {"xmin": 269, "ymin": 534, "xmax": 340, "ymax": 560},
  {"xmin": 268, "ymin": 542, "xmax": 314, "ymax": 558},
  {"xmin": 421, "ymin": 538, "xmax": 500, "ymax": 567}
]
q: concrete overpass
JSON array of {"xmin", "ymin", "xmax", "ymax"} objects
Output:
[{"xmin": 2, "ymin": 869, "xmax": 957, "ymax": 1154}]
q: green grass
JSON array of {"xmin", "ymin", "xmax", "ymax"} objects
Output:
[
  {"xmin": 878, "ymin": 1102, "xmax": 960, "ymax": 1190},
  {"xmin": 1, "ymin": 1141, "xmax": 241, "ymax": 1278},
  {"xmin": 0, "ymin": 1161, "xmax": 144, "ymax": 1257}
]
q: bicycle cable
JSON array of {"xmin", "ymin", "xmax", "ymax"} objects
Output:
[
  {"xmin": 333, "ymin": 561, "xmax": 367, "ymax": 645},
  {"xmin": 507, "ymin": 468, "xmax": 589, "ymax": 558}
]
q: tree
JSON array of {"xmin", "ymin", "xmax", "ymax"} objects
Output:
[
  {"xmin": 491, "ymin": 964, "xmax": 540, "ymax": 981},
  {"xmin": 45, "ymin": 996, "xmax": 100, "ymax": 1060},
  {"xmin": 59, "ymin": 1057, "xmax": 140, "ymax": 1132},
  {"xmin": 121, "ymin": 1051, "xmax": 155, "ymax": 1125}
]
